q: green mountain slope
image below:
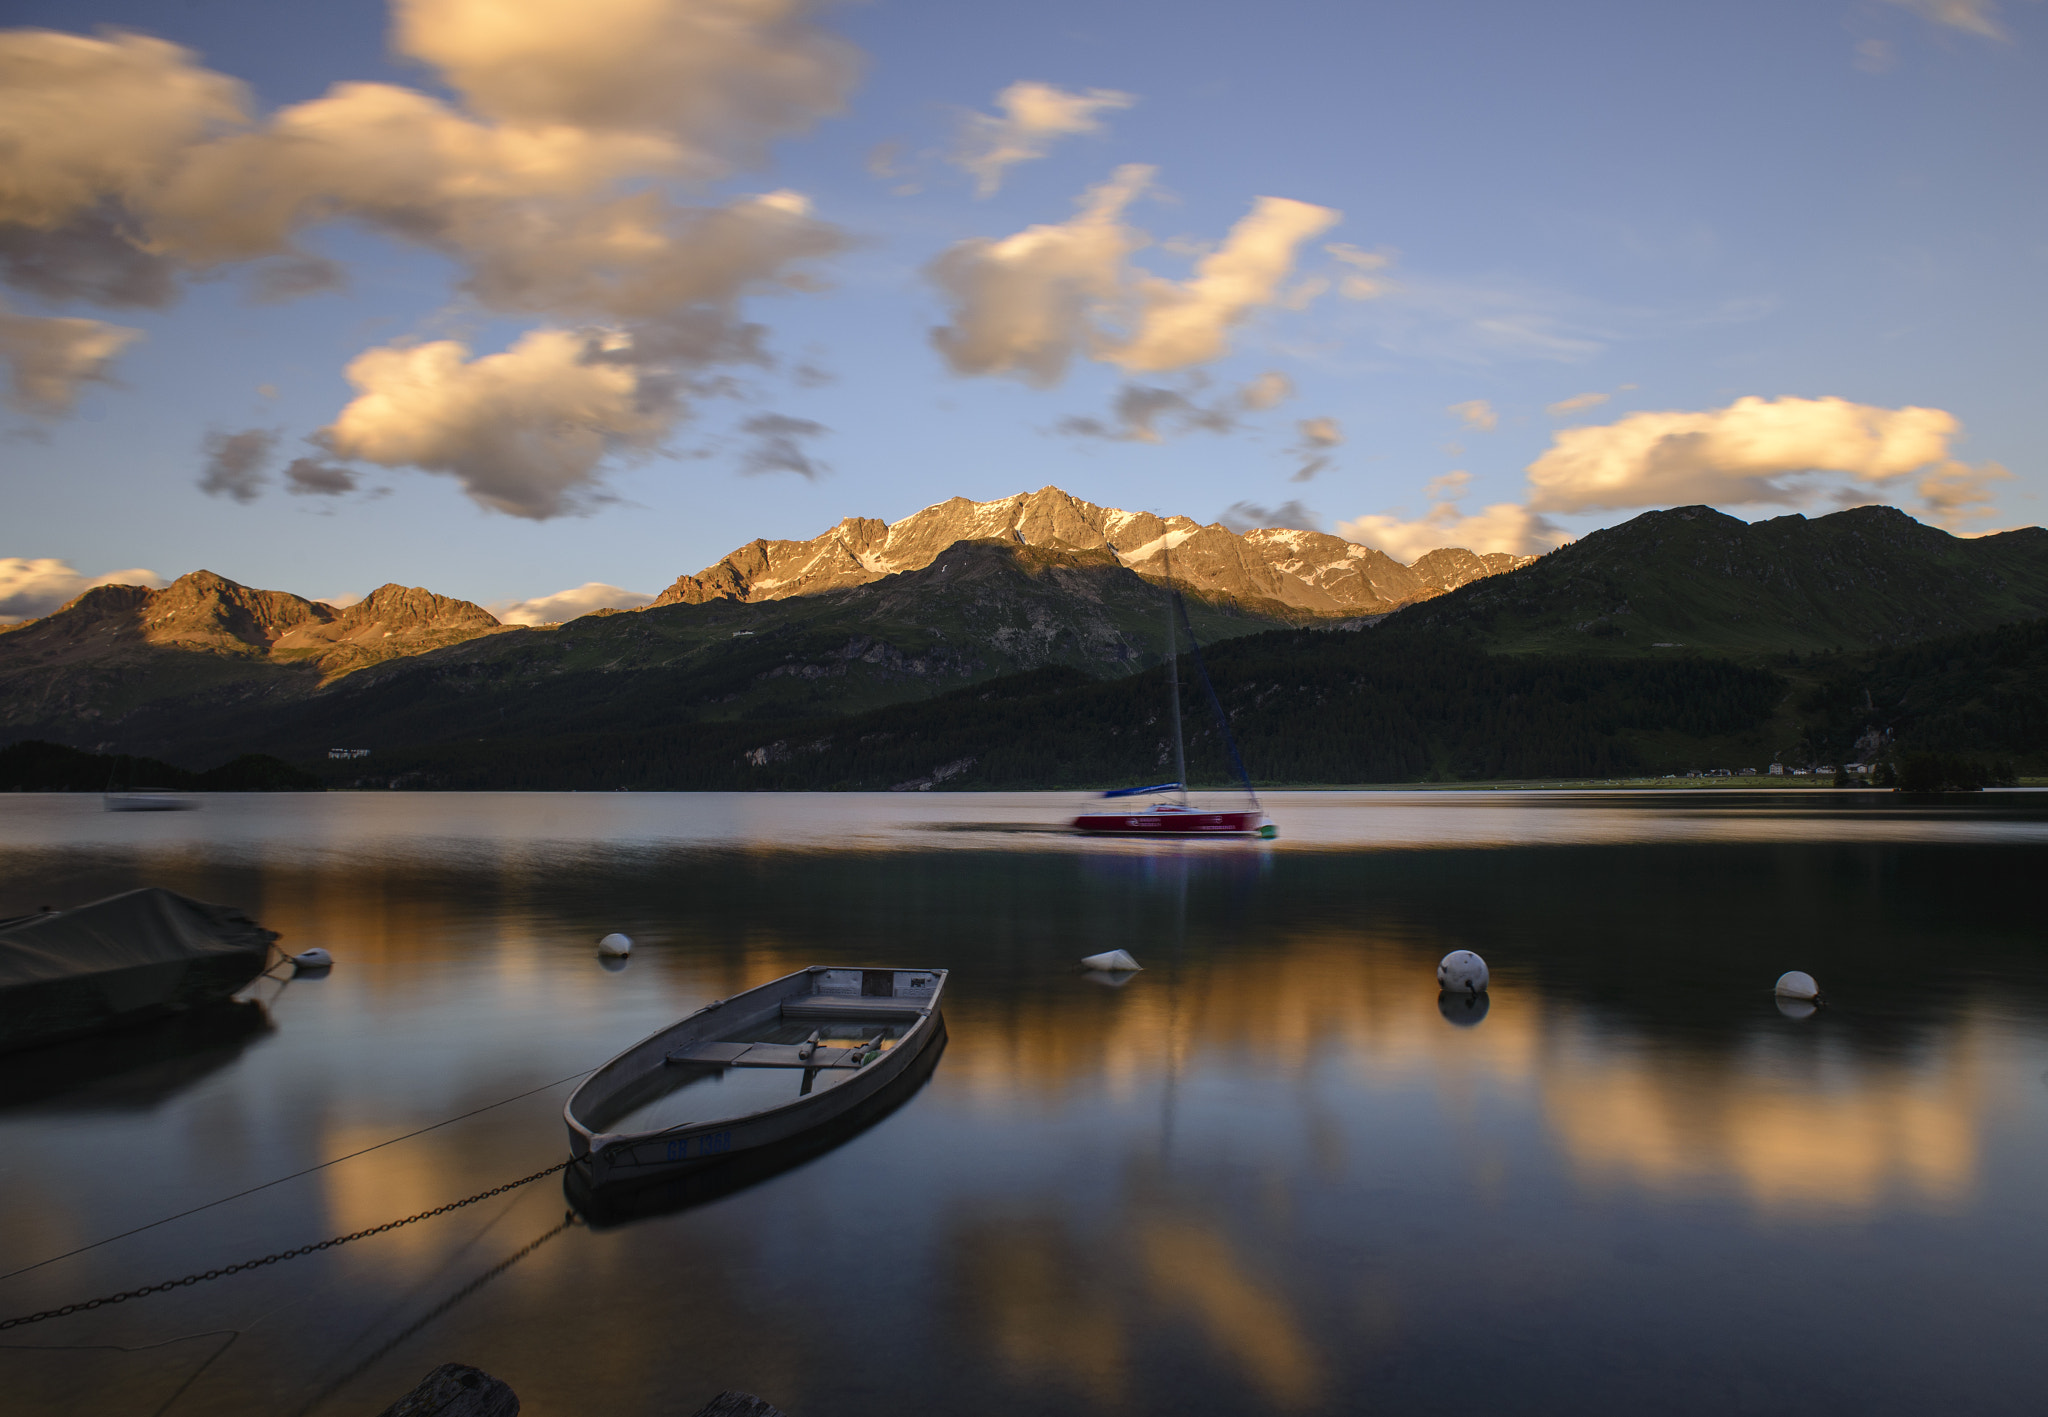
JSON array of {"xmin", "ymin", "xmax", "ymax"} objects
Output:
[{"xmin": 1391, "ymin": 504, "xmax": 2048, "ymax": 655}]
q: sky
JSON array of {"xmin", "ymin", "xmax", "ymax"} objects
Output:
[{"xmin": 2, "ymin": 0, "xmax": 2044, "ymax": 623}]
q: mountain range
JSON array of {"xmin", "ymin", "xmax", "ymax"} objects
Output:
[
  {"xmin": 3, "ymin": 488, "xmax": 2045, "ymax": 782},
  {"xmin": 652, "ymin": 486, "xmax": 1532, "ymax": 617},
  {"xmin": 0, "ymin": 487, "xmax": 1528, "ymax": 758}
]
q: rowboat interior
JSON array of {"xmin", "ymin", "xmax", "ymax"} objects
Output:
[
  {"xmin": 588, "ymin": 1018, "xmax": 914, "ymax": 1135},
  {"xmin": 570, "ymin": 967, "xmax": 944, "ymax": 1142}
]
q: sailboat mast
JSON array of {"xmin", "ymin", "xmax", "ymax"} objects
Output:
[{"xmin": 1163, "ymin": 541, "xmax": 1187, "ymax": 806}]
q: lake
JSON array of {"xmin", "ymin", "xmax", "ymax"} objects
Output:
[{"xmin": 1, "ymin": 790, "xmax": 2044, "ymax": 1416}]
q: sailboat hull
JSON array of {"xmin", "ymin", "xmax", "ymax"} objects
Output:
[{"xmin": 1072, "ymin": 809, "xmax": 1268, "ymax": 835}]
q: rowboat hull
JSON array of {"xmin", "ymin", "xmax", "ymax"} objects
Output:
[
  {"xmin": 565, "ymin": 966, "xmax": 947, "ymax": 1193},
  {"xmin": 565, "ymin": 1019, "xmax": 947, "ymax": 1227},
  {"xmin": 1072, "ymin": 809, "xmax": 1269, "ymax": 835}
]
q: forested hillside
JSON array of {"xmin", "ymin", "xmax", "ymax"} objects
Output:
[{"xmin": 311, "ymin": 627, "xmax": 1791, "ymax": 791}]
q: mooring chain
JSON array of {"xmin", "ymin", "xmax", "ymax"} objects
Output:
[{"xmin": 0, "ymin": 1159, "xmax": 570, "ymax": 1332}]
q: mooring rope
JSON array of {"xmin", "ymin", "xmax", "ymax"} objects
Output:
[
  {"xmin": 0, "ymin": 1066, "xmax": 595, "ymax": 1284},
  {"xmin": 0, "ymin": 1160, "xmax": 571, "ymax": 1332}
]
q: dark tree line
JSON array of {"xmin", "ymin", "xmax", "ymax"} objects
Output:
[
  {"xmin": 0, "ymin": 740, "xmax": 320, "ymax": 792},
  {"xmin": 1795, "ymin": 618, "xmax": 2048, "ymax": 771},
  {"xmin": 309, "ymin": 629, "xmax": 1791, "ymax": 791}
]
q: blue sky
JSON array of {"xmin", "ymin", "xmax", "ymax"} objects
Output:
[{"xmin": 3, "ymin": 0, "xmax": 2043, "ymax": 620}]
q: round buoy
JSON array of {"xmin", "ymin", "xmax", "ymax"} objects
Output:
[
  {"xmin": 1080, "ymin": 949, "xmax": 1142, "ymax": 972},
  {"xmin": 290, "ymin": 948, "xmax": 333, "ymax": 972},
  {"xmin": 597, "ymin": 932, "xmax": 633, "ymax": 957},
  {"xmin": 1438, "ymin": 992, "xmax": 1490, "ymax": 1027},
  {"xmin": 1773, "ymin": 970, "xmax": 1820, "ymax": 1001},
  {"xmin": 597, "ymin": 954, "xmax": 630, "ymax": 973},
  {"xmin": 1437, "ymin": 950, "xmax": 1489, "ymax": 995}
]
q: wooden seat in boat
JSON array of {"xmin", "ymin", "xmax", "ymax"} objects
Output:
[
  {"xmin": 779, "ymin": 997, "xmax": 930, "ymax": 1020},
  {"xmin": 664, "ymin": 1041, "xmax": 874, "ymax": 1069}
]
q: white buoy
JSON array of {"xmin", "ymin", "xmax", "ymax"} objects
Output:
[
  {"xmin": 1080, "ymin": 949, "xmax": 1142, "ymax": 972},
  {"xmin": 1774, "ymin": 970, "xmax": 1820, "ymax": 1001},
  {"xmin": 289, "ymin": 948, "xmax": 333, "ymax": 971},
  {"xmin": 1437, "ymin": 950, "xmax": 1489, "ymax": 995},
  {"xmin": 597, "ymin": 932, "xmax": 633, "ymax": 957}
]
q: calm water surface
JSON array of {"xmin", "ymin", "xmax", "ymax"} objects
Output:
[{"xmin": 0, "ymin": 791, "xmax": 2043, "ymax": 1416}]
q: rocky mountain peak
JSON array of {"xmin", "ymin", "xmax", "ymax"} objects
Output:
[
  {"xmin": 335, "ymin": 584, "xmax": 501, "ymax": 634},
  {"xmin": 140, "ymin": 570, "xmax": 332, "ymax": 652},
  {"xmin": 653, "ymin": 485, "xmax": 1532, "ymax": 620}
]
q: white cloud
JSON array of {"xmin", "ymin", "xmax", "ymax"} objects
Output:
[
  {"xmin": 489, "ymin": 581, "xmax": 653, "ymax": 625},
  {"xmin": 1447, "ymin": 399, "xmax": 1497, "ymax": 432},
  {"xmin": 1349, "ymin": 393, "xmax": 2012, "ymax": 557},
  {"xmin": 1111, "ymin": 195, "xmax": 1340, "ymax": 372},
  {"xmin": 1055, "ymin": 382, "xmax": 1238, "ymax": 443},
  {"xmin": 1914, "ymin": 458, "xmax": 2013, "ymax": 531},
  {"xmin": 1339, "ymin": 500, "xmax": 1563, "ymax": 562},
  {"xmin": 1423, "ymin": 469, "xmax": 1472, "ymax": 501},
  {"xmin": 0, "ymin": 30, "xmax": 245, "ymax": 231},
  {"xmin": 141, "ymin": 84, "xmax": 851, "ymax": 327},
  {"xmin": 197, "ymin": 427, "xmax": 277, "ymax": 502},
  {"xmin": 1524, "ymin": 395, "xmax": 1967, "ymax": 514},
  {"xmin": 0, "ymin": 208, "xmax": 179, "ymax": 309},
  {"xmin": 0, "ymin": 298, "xmax": 141, "ymax": 415},
  {"xmin": 1298, "ymin": 416, "xmax": 1342, "ymax": 449},
  {"xmin": 927, "ymin": 166, "xmax": 1338, "ymax": 384},
  {"xmin": 954, "ymin": 81, "xmax": 1134, "ymax": 197},
  {"xmin": 1882, "ymin": 0, "xmax": 2010, "ymax": 40},
  {"xmin": 0, "ymin": 557, "xmax": 166, "ymax": 623},
  {"xmin": 1547, "ymin": 390, "xmax": 1609, "ymax": 418},
  {"xmin": 1289, "ymin": 414, "xmax": 1343, "ymax": 481},
  {"xmin": 1238, "ymin": 370, "xmax": 1293, "ymax": 410},
  {"xmin": 737, "ymin": 411, "xmax": 829, "ymax": 477},
  {"xmin": 0, "ymin": 6, "xmax": 856, "ymax": 452},
  {"xmin": 323, "ymin": 329, "xmax": 674, "ymax": 519},
  {"xmin": 391, "ymin": 0, "xmax": 858, "ymax": 172},
  {"xmin": 926, "ymin": 165, "xmax": 1150, "ymax": 385},
  {"xmin": 1325, "ymin": 243, "xmax": 1392, "ymax": 300},
  {"xmin": 284, "ymin": 456, "xmax": 360, "ymax": 496}
]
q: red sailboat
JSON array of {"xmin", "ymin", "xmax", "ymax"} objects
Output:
[{"xmin": 1073, "ymin": 558, "xmax": 1274, "ymax": 838}]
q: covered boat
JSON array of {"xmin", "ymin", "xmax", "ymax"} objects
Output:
[
  {"xmin": 566, "ymin": 965, "xmax": 947, "ymax": 1193},
  {"xmin": 0, "ymin": 888, "xmax": 278, "ymax": 1053}
]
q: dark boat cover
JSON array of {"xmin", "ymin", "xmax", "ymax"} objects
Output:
[{"xmin": 0, "ymin": 888, "xmax": 277, "ymax": 1052}]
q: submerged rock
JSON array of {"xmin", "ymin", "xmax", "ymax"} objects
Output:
[
  {"xmin": 688, "ymin": 1394, "xmax": 789, "ymax": 1417},
  {"xmin": 377, "ymin": 1363, "xmax": 518, "ymax": 1417}
]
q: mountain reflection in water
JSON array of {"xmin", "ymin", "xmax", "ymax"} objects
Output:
[{"xmin": 0, "ymin": 791, "xmax": 2042, "ymax": 1417}]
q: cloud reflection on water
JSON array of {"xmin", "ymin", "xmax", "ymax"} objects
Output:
[{"xmin": 1, "ymin": 793, "xmax": 2041, "ymax": 1417}]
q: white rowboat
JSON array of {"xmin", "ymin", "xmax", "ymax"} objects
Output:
[{"xmin": 565, "ymin": 965, "xmax": 947, "ymax": 1193}]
